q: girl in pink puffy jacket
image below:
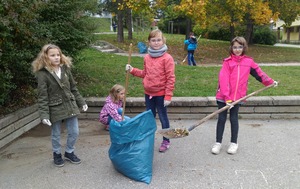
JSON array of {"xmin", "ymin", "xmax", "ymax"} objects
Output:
[{"xmin": 211, "ymin": 36, "xmax": 278, "ymax": 155}]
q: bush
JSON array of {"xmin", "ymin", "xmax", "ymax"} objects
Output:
[
  {"xmin": 0, "ymin": 69, "xmax": 15, "ymax": 106},
  {"xmin": 0, "ymin": 0, "xmax": 98, "ymax": 112},
  {"xmin": 253, "ymin": 26, "xmax": 277, "ymax": 45},
  {"xmin": 206, "ymin": 27, "xmax": 231, "ymax": 41}
]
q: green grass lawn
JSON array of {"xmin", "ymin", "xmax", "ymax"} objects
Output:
[
  {"xmin": 75, "ymin": 47, "xmax": 300, "ymax": 98},
  {"xmin": 93, "ymin": 33, "xmax": 300, "ymax": 64}
]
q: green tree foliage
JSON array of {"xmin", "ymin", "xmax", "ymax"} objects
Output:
[{"xmin": 0, "ymin": 0, "xmax": 98, "ymax": 111}]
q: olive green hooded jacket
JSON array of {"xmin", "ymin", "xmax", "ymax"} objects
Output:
[{"xmin": 36, "ymin": 65, "xmax": 86, "ymax": 123}]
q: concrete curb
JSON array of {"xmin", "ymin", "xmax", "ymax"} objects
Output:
[{"xmin": 79, "ymin": 96, "xmax": 300, "ymax": 121}]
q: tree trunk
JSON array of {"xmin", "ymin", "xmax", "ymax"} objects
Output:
[
  {"xmin": 245, "ymin": 16, "xmax": 254, "ymax": 44},
  {"xmin": 286, "ymin": 27, "xmax": 290, "ymax": 43},
  {"xmin": 229, "ymin": 13, "xmax": 235, "ymax": 41},
  {"xmin": 185, "ymin": 18, "xmax": 192, "ymax": 39},
  {"xmin": 117, "ymin": 9, "xmax": 124, "ymax": 43},
  {"xmin": 230, "ymin": 24, "xmax": 235, "ymax": 41},
  {"xmin": 126, "ymin": 8, "xmax": 132, "ymax": 40},
  {"xmin": 277, "ymin": 27, "xmax": 281, "ymax": 42}
]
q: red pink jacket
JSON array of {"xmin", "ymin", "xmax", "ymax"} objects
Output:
[
  {"xmin": 130, "ymin": 53, "xmax": 175, "ymax": 100},
  {"xmin": 216, "ymin": 55, "xmax": 274, "ymax": 102}
]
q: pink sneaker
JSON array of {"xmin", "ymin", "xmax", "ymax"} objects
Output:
[{"xmin": 159, "ymin": 140, "xmax": 170, "ymax": 152}]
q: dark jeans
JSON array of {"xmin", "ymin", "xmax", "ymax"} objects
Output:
[
  {"xmin": 187, "ymin": 50, "xmax": 196, "ymax": 66},
  {"xmin": 216, "ymin": 101, "xmax": 240, "ymax": 143},
  {"xmin": 145, "ymin": 94, "xmax": 170, "ymax": 142}
]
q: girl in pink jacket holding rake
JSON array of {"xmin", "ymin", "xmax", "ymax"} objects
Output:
[{"xmin": 211, "ymin": 36, "xmax": 278, "ymax": 155}]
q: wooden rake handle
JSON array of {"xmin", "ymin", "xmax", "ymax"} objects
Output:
[
  {"xmin": 122, "ymin": 43, "xmax": 133, "ymax": 120},
  {"xmin": 188, "ymin": 82, "xmax": 276, "ymax": 132}
]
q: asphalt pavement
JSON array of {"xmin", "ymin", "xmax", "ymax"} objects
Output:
[{"xmin": 1, "ymin": 118, "xmax": 300, "ymax": 189}]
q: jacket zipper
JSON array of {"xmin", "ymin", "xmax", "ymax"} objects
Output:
[{"xmin": 234, "ymin": 59, "xmax": 240, "ymax": 101}]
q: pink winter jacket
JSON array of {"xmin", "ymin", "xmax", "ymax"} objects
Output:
[
  {"xmin": 216, "ymin": 55, "xmax": 274, "ymax": 102},
  {"xmin": 130, "ymin": 53, "xmax": 175, "ymax": 101},
  {"xmin": 99, "ymin": 95, "xmax": 122, "ymax": 125}
]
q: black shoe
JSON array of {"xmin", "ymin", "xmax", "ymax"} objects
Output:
[
  {"xmin": 53, "ymin": 152, "xmax": 64, "ymax": 167},
  {"xmin": 64, "ymin": 152, "xmax": 81, "ymax": 164}
]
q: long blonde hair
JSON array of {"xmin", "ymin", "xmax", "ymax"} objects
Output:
[
  {"xmin": 32, "ymin": 44, "xmax": 72, "ymax": 73},
  {"xmin": 109, "ymin": 84, "xmax": 125, "ymax": 103}
]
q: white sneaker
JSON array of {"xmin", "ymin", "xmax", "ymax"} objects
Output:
[
  {"xmin": 211, "ymin": 143, "xmax": 222, "ymax": 154},
  {"xmin": 227, "ymin": 143, "xmax": 238, "ymax": 154}
]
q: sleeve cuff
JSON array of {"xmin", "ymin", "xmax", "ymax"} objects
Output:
[{"xmin": 164, "ymin": 96, "xmax": 172, "ymax": 101}]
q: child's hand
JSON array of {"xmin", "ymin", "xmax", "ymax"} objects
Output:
[
  {"xmin": 125, "ymin": 64, "xmax": 133, "ymax": 72},
  {"xmin": 164, "ymin": 100, "xmax": 171, "ymax": 107},
  {"xmin": 226, "ymin": 100, "xmax": 234, "ymax": 109},
  {"xmin": 42, "ymin": 119, "xmax": 52, "ymax": 126},
  {"xmin": 273, "ymin": 81, "xmax": 278, "ymax": 87},
  {"xmin": 82, "ymin": 104, "xmax": 88, "ymax": 112}
]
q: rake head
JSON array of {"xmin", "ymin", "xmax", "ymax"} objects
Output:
[{"xmin": 158, "ymin": 128, "xmax": 190, "ymax": 139}]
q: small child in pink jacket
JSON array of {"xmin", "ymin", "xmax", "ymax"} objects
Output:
[{"xmin": 99, "ymin": 84, "xmax": 130, "ymax": 131}]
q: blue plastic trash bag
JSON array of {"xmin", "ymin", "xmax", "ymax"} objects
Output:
[
  {"xmin": 137, "ymin": 42, "xmax": 147, "ymax": 54},
  {"xmin": 109, "ymin": 110, "xmax": 157, "ymax": 184}
]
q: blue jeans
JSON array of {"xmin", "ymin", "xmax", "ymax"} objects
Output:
[
  {"xmin": 187, "ymin": 50, "xmax": 196, "ymax": 66},
  {"xmin": 108, "ymin": 108, "xmax": 130, "ymax": 124},
  {"xmin": 145, "ymin": 94, "xmax": 170, "ymax": 141},
  {"xmin": 51, "ymin": 116, "xmax": 79, "ymax": 154},
  {"xmin": 216, "ymin": 101, "xmax": 240, "ymax": 143}
]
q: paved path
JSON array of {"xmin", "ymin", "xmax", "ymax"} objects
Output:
[
  {"xmin": 1, "ymin": 118, "xmax": 300, "ymax": 189},
  {"xmin": 274, "ymin": 43, "xmax": 300, "ymax": 48}
]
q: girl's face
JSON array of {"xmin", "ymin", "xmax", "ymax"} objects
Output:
[
  {"xmin": 232, "ymin": 41, "xmax": 243, "ymax": 56},
  {"xmin": 149, "ymin": 33, "xmax": 164, "ymax": 50},
  {"xmin": 47, "ymin": 48, "xmax": 61, "ymax": 67},
  {"xmin": 117, "ymin": 89, "xmax": 125, "ymax": 101}
]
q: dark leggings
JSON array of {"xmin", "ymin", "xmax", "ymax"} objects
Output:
[{"xmin": 216, "ymin": 101, "xmax": 240, "ymax": 143}]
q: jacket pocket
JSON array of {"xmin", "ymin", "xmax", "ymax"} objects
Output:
[{"xmin": 49, "ymin": 95, "xmax": 63, "ymax": 106}]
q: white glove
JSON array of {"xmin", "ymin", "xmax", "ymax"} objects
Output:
[
  {"xmin": 42, "ymin": 119, "xmax": 52, "ymax": 126},
  {"xmin": 273, "ymin": 81, "xmax": 278, "ymax": 87},
  {"xmin": 226, "ymin": 102, "xmax": 234, "ymax": 109},
  {"xmin": 125, "ymin": 64, "xmax": 133, "ymax": 72},
  {"xmin": 226, "ymin": 100, "xmax": 234, "ymax": 109},
  {"xmin": 82, "ymin": 104, "xmax": 88, "ymax": 111},
  {"xmin": 164, "ymin": 100, "xmax": 171, "ymax": 107}
]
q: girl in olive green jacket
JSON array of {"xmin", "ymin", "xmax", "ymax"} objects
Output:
[{"xmin": 32, "ymin": 44, "xmax": 88, "ymax": 167}]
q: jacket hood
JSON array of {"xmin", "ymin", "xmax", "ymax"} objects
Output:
[
  {"xmin": 106, "ymin": 95, "xmax": 122, "ymax": 105},
  {"xmin": 105, "ymin": 95, "xmax": 113, "ymax": 103},
  {"xmin": 188, "ymin": 38, "xmax": 197, "ymax": 44}
]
